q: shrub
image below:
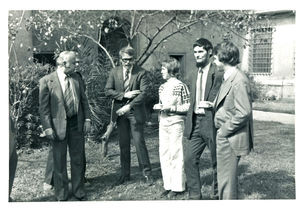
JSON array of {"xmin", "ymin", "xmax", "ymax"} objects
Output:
[
  {"xmin": 144, "ymin": 67, "xmax": 164, "ymax": 121},
  {"xmin": 9, "ymin": 62, "xmax": 54, "ymax": 148}
]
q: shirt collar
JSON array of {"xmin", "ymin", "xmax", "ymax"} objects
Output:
[
  {"xmin": 223, "ymin": 67, "xmax": 235, "ymax": 81},
  {"xmin": 57, "ymin": 66, "xmax": 66, "ymax": 78},
  {"xmin": 199, "ymin": 62, "xmax": 210, "ymax": 73},
  {"xmin": 123, "ymin": 66, "xmax": 133, "ymax": 74}
]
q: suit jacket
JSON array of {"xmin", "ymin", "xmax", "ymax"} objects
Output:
[
  {"xmin": 184, "ymin": 63, "xmax": 224, "ymax": 140},
  {"xmin": 39, "ymin": 71, "xmax": 91, "ymax": 141},
  {"xmin": 105, "ymin": 65, "xmax": 148, "ymax": 123},
  {"xmin": 214, "ymin": 68, "xmax": 254, "ymax": 156}
]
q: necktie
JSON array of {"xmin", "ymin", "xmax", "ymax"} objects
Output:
[
  {"xmin": 194, "ymin": 68, "xmax": 204, "ymax": 114},
  {"xmin": 64, "ymin": 76, "xmax": 76, "ymax": 118},
  {"xmin": 198, "ymin": 69, "xmax": 203, "ymax": 101},
  {"xmin": 124, "ymin": 69, "xmax": 130, "ymax": 92}
]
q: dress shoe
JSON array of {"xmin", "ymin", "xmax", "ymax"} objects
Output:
[
  {"xmin": 144, "ymin": 175, "xmax": 154, "ymax": 186},
  {"xmin": 168, "ymin": 191, "xmax": 185, "ymax": 199},
  {"xmin": 75, "ymin": 196, "xmax": 87, "ymax": 201},
  {"xmin": 160, "ymin": 190, "xmax": 171, "ymax": 198},
  {"xmin": 113, "ymin": 175, "xmax": 130, "ymax": 186}
]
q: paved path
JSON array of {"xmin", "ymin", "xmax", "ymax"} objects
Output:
[{"xmin": 253, "ymin": 110, "xmax": 295, "ymax": 125}]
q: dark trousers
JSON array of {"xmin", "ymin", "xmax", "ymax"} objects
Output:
[
  {"xmin": 45, "ymin": 144, "xmax": 86, "ymax": 186},
  {"xmin": 9, "ymin": 138, "xmax": 18, "ymax": 199},
  {"xmin": 116, "ymin": 112, "xmax": 151, "ymax": 177},
  {"xmin": 52, "ymin": 116, "xmax": 85, "ymax": 201},
  {"xmin": 216, "ymin": 134, "xmax": 240, "ymax": 199},
  {"xmin": 184, "ymin": 114, "xmax": 218, "ymax": 199}
]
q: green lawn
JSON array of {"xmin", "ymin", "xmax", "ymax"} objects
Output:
[
  {"xmin": 253, "ymin": 99, "xmax": 295, "ymax": 114},
  {"xmin": 10, "ymin": 120, "xmax": 295, "ymax": 201}
]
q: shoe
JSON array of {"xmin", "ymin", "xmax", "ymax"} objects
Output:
[
  {"xmin": 113, "ymin": 175, "xmax": 130, "ymax": 186},
  {"xmin": 84, "ymin": 178, "xmax": 91, "ymax": 187},
  {"xmin": 144, "ymin": 175, "xmax": 154, "ymax": 186},
  {"xmin": 74, "ymin": 196, "xmax": 87, "ymax": 201},
  {"xmin": 168, "ymin": 191, "xmax": 184, "ymax": 199},
  {"xmin": 43, "ymin": 182, "xmax": 54, "ymax": 191},
  {"xmin": 160, "ymin": 190, "xmax": 171, "ymax": 198},
  {"xmin": 188, "ymin": 193, "xmax": 202, "ymax": 200}
]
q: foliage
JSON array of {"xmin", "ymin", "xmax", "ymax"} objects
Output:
[
  {"xmin": 9, "ymin": 62, "xmax": 54, "ymax": 148},
  {"xmin": 144, "ymin": 67, "xmax": 164, "ymax": 111},
  {"xmin": 10, "ymin": 121, "xmax": 295, "ymax": 201},
  {"xmin": 8, "ymin": 10, "xmax": 271, "ymax": 148}
]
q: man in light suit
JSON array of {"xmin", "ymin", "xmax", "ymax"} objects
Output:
[
  {"xmin": 39, "ymin": 51, "xmax": 91, "ymax": 201},
  {"xmin": 212, "ymin": 41, "xmax": 253, "ymax": 199},
  {"xmin": 105, "ymin": 46, "xmax": 153, "ymax": 186},
  {"xmin": 184, "ymin": 38, "xmax": 223, "ymax": 199}
]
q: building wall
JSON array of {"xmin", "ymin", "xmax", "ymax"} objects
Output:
[
  {"xmin": 241, "ymin": 11, "xmax": 295, "ymax": 99},
  {"xmin": 138, "ymin": 13, "xmax": 245, "ymax": 82}
]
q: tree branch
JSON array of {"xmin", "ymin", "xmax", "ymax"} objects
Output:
[
  {"xmin": 138, "ymin": 20, "xmax": 199, "ymax": 66},
  {"xmin": 136, "ymin": 16, "xmax": 176, "ymax": 64}
]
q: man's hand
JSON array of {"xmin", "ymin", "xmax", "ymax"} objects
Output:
[
  {"xmin": 84, "ymin": 120, "xmax": 91, "ymax": 134},
  {"xmin": 116, "ymin": 104, "xmax": 131, "ymax": 116},
  {"xmin": 124, "ymin": 90, "xmax": 141, "ymax": 99},
  {"xmin": 45, "ymin": 128, "xmax": 56, "ymax": 141},
  {"xmin": 161, "ymin": 105, "xmax": 172, "ymax": 113}
]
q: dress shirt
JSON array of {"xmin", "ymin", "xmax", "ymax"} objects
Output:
[
  {"xmin": 194, "ymin": 63, "xmax": 211, "ymax": 114},
  {"xmin": 123, "ymin": 66, "xmax": 133, "ymax": 81}
]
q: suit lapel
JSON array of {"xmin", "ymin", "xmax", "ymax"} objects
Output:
[
  {"xmin": 51, "ymin": 71, "xmax": 64, "ymax": 101},
  {"xmin": 204, "ymin": 64, "xmax": 215, "ymax": 100},
  {"xmin": 128, "ymin": 65, "xmax": 138, "ymax": 90},
  {"xmin": 190, "ymin": 67, "xmax": 198, "ymax": 107},
  {"xmin": 116, "ymin": 66, "xmax": 124, "ymax": 90},
  {"xmin": 216, "ymin": 69, "xmax": 238, "ymax": 107}
]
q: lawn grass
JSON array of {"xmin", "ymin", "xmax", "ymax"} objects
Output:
[
  {"xmin": 253, "ymin": 99, "xmax": 295, "ymax": 114},
  {"xmin": 10, "ymin": 120, "xmax": 295, "ymax": 201}
]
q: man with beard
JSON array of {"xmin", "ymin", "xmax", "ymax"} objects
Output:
[{"xmin": 184, "ymin": 38, "xmax": 223, "ymax": 200}]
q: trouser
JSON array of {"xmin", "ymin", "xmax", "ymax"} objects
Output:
[
  {"xmin": 9, "ymin": 139, "xmax": 18, "ymax": 199},
  {"xmin": 216, "ymin": 133, "xmax": 240, "ymax": 200},
  {"xmin": 52, "ymin": 116, "xmax": 85, "ymax": 201},
  {"xmin": 116, "ymin": 112, "xmax": 151, "ymax": 177},
  {"xmin": 44, "ymin": 144, "xmax": 86, "ymax": 186},
  {"xmin": 159, "ymin": 121, "xmax": 185, "ymax": 192},
  {"xmin": 184, "ymin": 114, "xmax": 218, "ymax": 199}
]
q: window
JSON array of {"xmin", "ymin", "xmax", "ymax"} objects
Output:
[
  {"xmin": 249, "ymin": 27, "xmax": 273, "ymax": 74},
  {"xmin": 33, "ymin": 52, "xmax": 56, "ymax": 66}
]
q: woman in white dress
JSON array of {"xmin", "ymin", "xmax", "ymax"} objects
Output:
[{"xmin": 153, "ymin": 57, "xmax": 190, "ymax": 198}]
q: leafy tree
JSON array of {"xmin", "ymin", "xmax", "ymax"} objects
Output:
[{"xmin": 8, "ymin": 10, "xmax": 269, "ymax": 147}]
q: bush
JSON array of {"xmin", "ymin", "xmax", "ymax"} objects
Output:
[
  {"xmin": 9, "ymin": 62, "xmax": 55, "ymax": 148},
  {"xmin": 144, "ymin": 67, "xmax": 164, "ymax": 121},
  {"xmin": 245, "ymin": 72, "xmax": 265, "ymax": 101}
]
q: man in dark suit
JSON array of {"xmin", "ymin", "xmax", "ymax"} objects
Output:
[
  {"xmin": 39, "ymin": 51, "xmax": 91, "ymax": 201},
  {"xmin": 212, "ymin": 41, "xmax": 253, "ymax": 199},
  {"xmin": 105, "ymin": 46, "xmax": 153, "ymax": 186},
  {"xmin": 184, "ymin": 38, "xmax": 223, "ymax": 200}
]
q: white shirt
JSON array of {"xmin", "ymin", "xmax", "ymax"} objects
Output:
[
  {"xmin": 223, "ymin": 66, "xmax": 236, "ymax": 81},
  {"xmin": 194, "ymin": 63, "xmax": 211, "ymax": 114},
  {"xmin": 123, "ymin": 66, "xmax": 133, "ymax": 81},
  {"xmin": 57, "ymin": 67, "xmax": 68, "ymax": 93}
]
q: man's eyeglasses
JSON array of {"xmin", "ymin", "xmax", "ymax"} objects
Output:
[{"xmin": 121, "ymin": 58, "xmax": 134, "ymax": 62}]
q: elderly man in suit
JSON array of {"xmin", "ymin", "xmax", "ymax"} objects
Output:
[
  {"xmin": 39, "ymin": 51, "xmax": 91, "ymax": 201},
  {"xmin": 212, "ymin": 41, "xmax": 253, "ymax": 199},
  {"xmin": 105, "ymin": 45, "xmax": 153, "ymax": 186},
  {"xmin": 184, "ymin": 38, "xmax": 224, "ymax": 200}
]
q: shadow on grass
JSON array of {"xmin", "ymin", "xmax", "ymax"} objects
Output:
[{"xmin": 240, "ymin": 170, "xmax": 295, "ymax": 199}]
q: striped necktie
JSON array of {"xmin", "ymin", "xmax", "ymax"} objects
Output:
[
  {"xmin": 64, "ymin": 75, "xmax": 76, "ymax": 118},
  {"xmin": 124, "ymin": 69, "xmax": 130, "ymax": 92}
]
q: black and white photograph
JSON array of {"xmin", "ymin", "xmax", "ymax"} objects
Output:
[{"xmin": 3, "ymin": 0, "xmax": 298, "ymax": 209}]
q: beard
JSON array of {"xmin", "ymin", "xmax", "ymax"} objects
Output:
[{"xmin": 196, "ymin": 60, "xmax": 208, "ymax": 68}]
